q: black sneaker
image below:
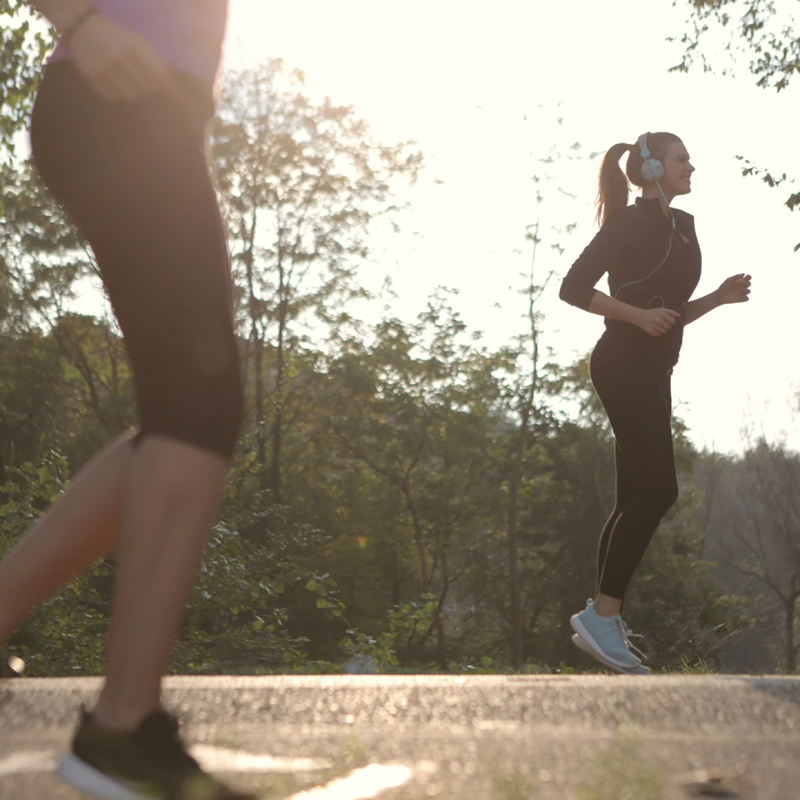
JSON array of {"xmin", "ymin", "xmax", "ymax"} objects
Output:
[{"xmin": 57, "ymin": 708, "xmax": 256, "ymax": 800}]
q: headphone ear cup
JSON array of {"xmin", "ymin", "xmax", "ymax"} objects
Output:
[{"xmin": 641, "ymin": 157, "xmax": 665, "ymax": 182}]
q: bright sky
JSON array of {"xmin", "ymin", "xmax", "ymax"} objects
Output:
[
  {"xmin": 218, "ymin": 0, "xmax": 800, "ymax": 455},
  {"xmin": 28, "ymin": 1, "xmax": 787, "ymax": 454}
]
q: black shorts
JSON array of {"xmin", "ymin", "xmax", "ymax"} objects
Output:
[{"xmin": 30, "ymin": 62, "xmax": 243, "ymax": 458}]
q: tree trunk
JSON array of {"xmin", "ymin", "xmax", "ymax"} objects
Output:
[
  {"xmin": 391, "ymin": 550, "xmax": 401, "ymax": 607},
  {"xmin": 787, "ymin": 596, "xmax": 798, "ymax": 673},
  {"xmin": 507, "ymin": 412, "xmax": 528, "ymax": 668},
  {"xmin": 505, "ymin": 217, "xmax": 542, "ymax": 668},
  {"xmin": 433, "ymin": 608, "xmax": 447, "ymax": 669},
  {"xmin": 270, "ymin": 249, "xmax": 287, "ymax": 505},
  {"xmin": 0, "ymin": 441, "xmax": 6, "ymax": 500},
  {"xmin": 253, "ymin": 330, "xmax": 267, "ymax": 490},
  {"xmin": 270, "ymin": 307, "xmax": 285, "ymax": 505},
  {"xmin": 242, "ymin": 208, "xmax": 268, "ymax": 488},
  {"xmin": 401, "ymin": 480, "xmax": 447, "ymax": 664},
  {"xmin": 403, "ymin": 483, "xmax": 429, "ymax": 589}
]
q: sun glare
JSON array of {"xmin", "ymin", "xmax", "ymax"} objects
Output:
[{"xmin": 222, "ymin": 0, "xmax": 798, "ymax": 454}]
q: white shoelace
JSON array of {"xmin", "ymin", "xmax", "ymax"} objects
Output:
[{"xmin": 617, "ymin": 618, "xmax": 647, "ymax": 661}]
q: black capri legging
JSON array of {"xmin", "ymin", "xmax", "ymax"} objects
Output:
[
  {"xmin": 589, "ymin": 333, "xmax": 679, "ymax": 601},
  {"xmin": 30, "ymin": 62, "xmax": 243, "ymax": 459}
]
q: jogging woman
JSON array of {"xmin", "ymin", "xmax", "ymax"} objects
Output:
[
  {"xmin": 0, "ymin": 2, "xmax": 252, "ymax": 797},
  {"xmin": 559, "ymin": 132, "xmax": 751, "ymax": 675}
]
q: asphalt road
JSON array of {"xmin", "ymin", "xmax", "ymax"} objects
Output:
[{"xmin": 0, "ymin": 674, "xmax": 798, "ymax": 799}]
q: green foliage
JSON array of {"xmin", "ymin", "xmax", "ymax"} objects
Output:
[
  {"xmin": 672, "ymin": 0, "xmax": 799, "ymax": 92},
  {"xmin": 210, "ymin": 60, "xmax": 422, "ymax": 504},
  {"xmin": 339, "ymin": 629, "xmax": 398, "ymax": 672},
  {"xmin": 0, "ymin": 450, "xmax": 68, "ymax": 544},
  {"xmin": 174, "ymin": 493, "xmax": 337, "ymax": 674},
  {"xmin": 305, "ymin": 575, "xmax": 345, "ymax": 619},
  {"xmin": 0, "ymin": 455, "xmax": 344, "ymax": 675},
  {"xmin": 1, "ymin": 452, "xmax": 108, "ymax": 675},
  {"xmin": 671, "ymin": 0, "xmax": 799, "ymax": 250},
  {"xmin": 0, "ymin": 312, "xmax": 766, "ymax": 676},
  {"xmin": 0, "ymin": 50, "xmax": 775, "ymax": 677},
  {"xmin": 339, "ymin": 594, "xmax": 438, "ymax": 672},
  {"xmin": 0, "ymin": 158, "xmax": 126, "ymax": 471},
  {"xmin": 0, "ymin": 3, "xmax": 54, "ymax": 158}
]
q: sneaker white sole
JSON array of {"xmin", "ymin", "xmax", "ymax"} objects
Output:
[
  {"xmin": 571, "ymin": 633, "xmax": 650, "ymax": 675},
  {"xmin": 57, "ymin": 753, "xmax": 145, "ymax": 800},
  {"xmin": 570, "ymin": 613, "xmax": 642, "ymax": 670}
]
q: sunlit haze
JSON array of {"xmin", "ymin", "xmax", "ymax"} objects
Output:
[
  {"xmin": 220, "ymin": 0, "xmax": 800, "ymax": 455},
  {"xmin": 66, "ymin": 0, "xmax": 800, "ymax": 455}
]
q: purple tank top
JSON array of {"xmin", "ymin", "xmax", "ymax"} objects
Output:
[{"xmin": 51, "ymin": 0, "xmax": 229, "ymax": 86}]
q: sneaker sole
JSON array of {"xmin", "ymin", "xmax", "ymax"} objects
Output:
[
  {"xmin": 571, "ymin": 633, "xmax": 650, "ymax": 675},
  {"xmin": 569, "ymin": 614, "xmax": 643, "ymax": 671},
  {"xmin": 57, "ymin": 753, "xmax": 146, "ymax": 800}
]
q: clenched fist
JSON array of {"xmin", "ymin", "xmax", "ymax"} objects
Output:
[
  {"xmin": 636, "ymin": 307, "xmax": 681, "ymax": 337},
  {"xmin": 716, "ymin": 273, "xmax": 752, "ymax": 305}
]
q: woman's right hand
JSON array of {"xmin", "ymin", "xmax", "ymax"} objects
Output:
[
  {"xmin": 67, "ymin": 13, "xmax": 178, "ymax": 103},
  {"xmin": 636, "ymin": 307, "xmax": 680, "ymax": 336}
]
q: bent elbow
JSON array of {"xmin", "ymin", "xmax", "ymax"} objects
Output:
[{"xmin": 559, "ymin": 277, "xmax": 581, "ymax": 307}]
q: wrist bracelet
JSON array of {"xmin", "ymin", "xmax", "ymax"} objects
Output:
[{"xmin": 62, "ymin": 6, "xmax": 98, "ymax": 47}]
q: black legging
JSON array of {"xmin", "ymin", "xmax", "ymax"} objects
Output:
[
  {"xmin": 30, "ymin": 62, "xmax": 243, "ymax": 458},
  {"xmin": 589, "ymin": 332, "xmax": 679, "ymax": 601}
]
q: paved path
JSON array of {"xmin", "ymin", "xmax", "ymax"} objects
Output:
[{"xmin": 0, "ymin": 675, "xmax": 798, "ymax": 799}]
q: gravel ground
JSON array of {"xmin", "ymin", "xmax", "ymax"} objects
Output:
[{"xmin": 0, "ymin": 674, "xmax": 797, "ymax": 799}]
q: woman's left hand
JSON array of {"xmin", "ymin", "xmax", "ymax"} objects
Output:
[{"xmin": 716, "ymin": 273, "xmax": 752, "ymax": 305}]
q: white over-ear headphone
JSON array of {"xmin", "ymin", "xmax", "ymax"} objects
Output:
[{"xmin": 638, "ymin": 132, "xmax": 665, "ymax": 182}]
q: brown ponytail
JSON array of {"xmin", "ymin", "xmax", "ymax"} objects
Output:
[
  {"xmin": 595, "ymin": 142, "xmax": 633, "ymax": 226},
  {"xmin": 595, "ymin": 132, "xmax": 683, "ymax": 226}
]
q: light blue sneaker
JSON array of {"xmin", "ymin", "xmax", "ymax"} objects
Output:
[
  {"xmin": 570, "ymin": 599, "xmax": 645, "ymax": 672},
  {"xmin": 571, "ymin": 633, "xmax": 650, "ymax": 675}
]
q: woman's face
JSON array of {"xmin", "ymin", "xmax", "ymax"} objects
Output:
[{"xmin": 659, "ymin": 140, "xmax": 695, "ymax": 197}]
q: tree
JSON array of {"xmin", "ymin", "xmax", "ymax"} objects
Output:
[
  {"xmin": 209, "ymin": 60, "xmax": 422, "ymax": 502},
  {"xmin": 175, "ymin": 493, "xmax": 335, "ymax": 674},
  {"xmin": 0, "ymin": 157, "xmax": 92, "ymax": 331},
  {"xmin": 701, "ymin": 439, "xmax": 800, "ymax": 672},
  {"xmin": 1, "ymin": 451, "xmax": 333, "ymax": 675},
  {"xmin": 500, "ymin": 116, "xmax": 589, "ymax": 666},
  {"xmin": 320, "ymin": 296, "xmax": 514, "ymax": 667},
  {"xmin": 671, "ymin": 0, "xmax": 799, "ymax": 248},
  {"xmin": 0, "ymin": 157, "xmax": 131, "ymax": 469},
  {"xmin": 503, "ymin": 129, "xmax": 585, "ymax": 665},
  {"xmin": 501, "ymin": 211, "xmax": 564, "ymax": 668},
  {"xmin": 672, "ymin": 0, "xmax": 800, "ymax": 91},
  {"xmin": 0, "ymin": 2, "xmax": 53, "ymax": 158}
]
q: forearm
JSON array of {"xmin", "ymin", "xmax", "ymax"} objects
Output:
[
  {"xmin": 684, "ymin": 290, "xmax": 721, "ymax": 325},
  {"xmin": 28, "ymin": 0, "xmax": 92, "ymax": 33},
  {"xmin": 586, "ymin": 290, "xmax": 644, "ymax": 327}
]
